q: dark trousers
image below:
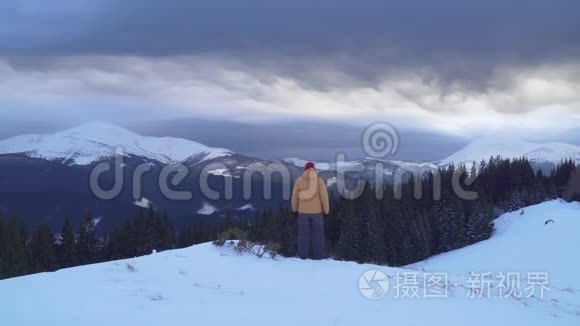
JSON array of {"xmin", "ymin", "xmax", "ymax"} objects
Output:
[{"xmin": 297, "ymin": 214, "xmax": 325, "ymax": 260}]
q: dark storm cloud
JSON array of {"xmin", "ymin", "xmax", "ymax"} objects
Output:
[{"xmin": 2, "ymin": 0, "xmax": 580, "ymax": 85}]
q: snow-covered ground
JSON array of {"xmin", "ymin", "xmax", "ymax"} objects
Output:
[{"xmin": 0, "ymin": 200, "xmax": 579, "ymax": 325}]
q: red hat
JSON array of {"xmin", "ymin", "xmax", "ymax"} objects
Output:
[{"xmin": 304, "ymin": 161, "xmax": 315, "ymax": 171}]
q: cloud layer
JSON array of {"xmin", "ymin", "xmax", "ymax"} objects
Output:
[
  {"xmin": 1, "ymin": 0, "xmax": 579, "ymax": 137},
  {"xmin": 1, "ymin": 56, "xmax": 579, "ymax": 136}
]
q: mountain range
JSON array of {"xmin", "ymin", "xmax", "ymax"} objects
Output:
[
  {"xmin": 0, "ymin": 122, "xmax": 231, "ymax": 165},
  {"xmin": 0, "ymin": 122, "xmax": 578, "ymax": 232},
  {"xmin": 286, "ymin": 138, "xmax": 580, "ymax": 171},
  {"xmin": 439, "ymin": 137, "xmax": 580, "ymax": 168}
]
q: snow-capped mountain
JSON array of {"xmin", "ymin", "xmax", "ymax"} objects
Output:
[
  {"xmin": 287, "ymin": 138, "xmax": 580, "ymax": 173},
  {"xmin": 0, "ymin": 125, "xmax": 311, "ymax": 231},
  {"xmin": 440, "ymin": 138, "xmax": 580, "ymax": 167},
  {"xmin": 0, "ymin": 122, "xmax": 232, "ymax": 165},
  {"xmin": 1, "ymin": 200, "xmax": 578, "ymax": 325}
]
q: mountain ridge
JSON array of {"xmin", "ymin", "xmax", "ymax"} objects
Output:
[
  {"xmin": 2, "ymin": 122, "xmax": 579, "ymax": 168},
  {"xmin": 285, "ymin": 137, "xmax": 580, "ymax": 170},
  {"xmin": 440, "ymin": 137, "xmax": 580, "ymax": 167},
  {"xmin": 0, "ymin": 121, "xmax": 232, "ymax": 165}
]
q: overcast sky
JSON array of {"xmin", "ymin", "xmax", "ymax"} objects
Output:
[{"xmin": 1, "ymin": 0, "xmax": 579, "ymax": 159}]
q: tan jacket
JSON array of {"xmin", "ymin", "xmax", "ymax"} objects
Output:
[{"xmin": 291, "ymin": 168, "xmax": 330, "ymax": 215}]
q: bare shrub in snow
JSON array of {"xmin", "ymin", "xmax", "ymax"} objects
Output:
[{"xmin": 214, "ymin": 228, "xmax": 279, "ymax": 258}]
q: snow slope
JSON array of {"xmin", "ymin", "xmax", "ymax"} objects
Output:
[
  {"xmin": 0, "ymin": 122, "xmax": 231, "ymax": 165},
  {"xmin": 0, "ymin": 200, "xmax": 579, "ymax": 325},
  {"xmin": 440, "ymin": 137, "xmax": 580, "ymax": 167},
  {"xmin": 409, "ymin": 199, "xmax": 580, "ymax": 290}
]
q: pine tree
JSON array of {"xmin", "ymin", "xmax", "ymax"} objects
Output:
[
  {"xmin": 144, "ymin": 206, "xmax": 161, "ymax": 253},
  {"xmin": 412, "ymin": 210, "xmax": 432, "ymax": 261},
  {"xmin": 77, "ymin": 213, "xmax": 98, "ymax": 265},
  {"xmin": 324, "ymin": 205, "xmax": 341, "ymax": 257},
  {"xmin": 111, "ymin": 219, "xmax": 136, "ymax": 258},
  {"xmin": 2, "ymin": 218, "xmax": 29, "ymax": 278},
  {"xmin": 57, "ymin": 218, "xmax": 77, "ymax": 268},
  {"xmin": 29, "ymin": 224, "xmax": 57, "ymax": 272},
  {"xmin": 448, "ymin": 198, "xmax": 466, "ymax": 250},
  {"xmin": 335, "ymin": 199, "xmax": 360, "ymax": 261},
  {"xmin": 366, "ymin": 204, "xmax": 387, "ymax": 264},
  {"xmin": 466, "ymin": 200, "xmax": 493, "ymax": 244},
  {"xmin": 0, "ymin": 212, "xmax": 5, "ymax": 279},
  {"xmin": 357, "ymin": 185, "xmax": 387, "ymax": 264},
  {"xmin": 387, "ymin": 207, "xmax": 411, "ymax": 265},
  {"xmin": 159, "ymin": 213, "xmax": 176, "ymax": 251},
  {"xmin": 431, "ymin": 199, "xmax": 452, "ymax": 253},
  {"xmin": 274, "ymin": 208, "xmax": 297, "ymax": 257},
  {"xmin": 564, "ymin": 167, "xmax": 580, "ymax": 201},
  {"xmin": 133, "ymin": 209, "xmax": 148, "ymax": 256}
]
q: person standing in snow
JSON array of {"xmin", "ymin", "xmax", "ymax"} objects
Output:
[{"xmin": 291, "ymin": 162, "xmax": 330, "ymax": 260}]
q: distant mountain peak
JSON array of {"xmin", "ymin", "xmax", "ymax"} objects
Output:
[
  {"xmin": 0, "ymin": 121, "xmax": 232, "ymax": 165},
  {"xmin": 440, "ymin": 137, "xmax": 580, "ymax": 166}
]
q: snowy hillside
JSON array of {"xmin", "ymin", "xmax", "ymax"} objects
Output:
[
  {"xmin": 410, "ymin": 200, "xmax": 580, "ymax": 290},
  {"xmin": 440, "ymin": 137, "xmax": 580, "ymax": 167},
  {"xmin": 0, "ymin": 122, "xmax": 231, "ymax": 165},
  {"xmin": 0, "ymin": 200, "xmax": 578, "ymax": 325}
]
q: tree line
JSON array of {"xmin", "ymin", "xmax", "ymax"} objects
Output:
[
  {"xmin": 241, "ymin": 157, "xmax": 579, "ymax": 266},
  {"xmin": 1, "ymin": 157, "xmax": 578, "ymax": 279}
]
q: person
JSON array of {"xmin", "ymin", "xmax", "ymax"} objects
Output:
[{"xmin": 291, "ymin": 161, "xmax": 330, "ymax": 260}]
